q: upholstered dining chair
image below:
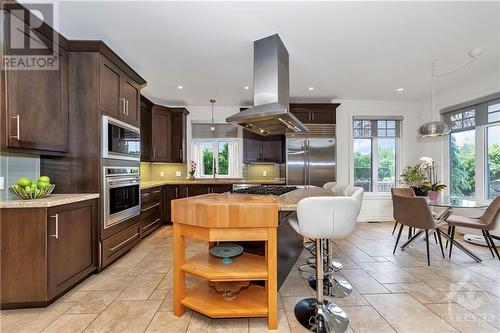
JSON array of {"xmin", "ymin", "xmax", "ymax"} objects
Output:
[
  {"xmin": 391, "ymin": 187, "xmax": 416, "ymax": 236},
  {"xmin": 446, "ymin": 196, "xmax": 500, "ymax": 261},
  {"xmin": 392, "ymin": 195, "xmax": 447, "ymax": 265}
]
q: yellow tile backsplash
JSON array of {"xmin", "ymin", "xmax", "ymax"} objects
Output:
[
  {"xmin": 140, "ymin": 163, "xmax": 187, "ymax": 181},
  {"xmin": 243, "ymin": 163, "xmax": 280, "ymax": 181}
]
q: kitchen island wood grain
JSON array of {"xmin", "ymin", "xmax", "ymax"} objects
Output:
[{"xmin": 170, "ymin": 187, "xmax": 332, "ymax": 329}]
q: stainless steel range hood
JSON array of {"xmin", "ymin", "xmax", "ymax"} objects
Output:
[{"xmin": 226, "ymin": 34, "xmax": 308, "ymax": 136}]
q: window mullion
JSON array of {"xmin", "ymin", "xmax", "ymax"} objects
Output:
[{"xmin": 372, "ymin": 137, "xmax": 379, "ymax": 193}]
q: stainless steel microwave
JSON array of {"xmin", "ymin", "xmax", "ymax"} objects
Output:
[{"xmin": 102, "ymin": 116, "xmax": 140, "ymax": 161}]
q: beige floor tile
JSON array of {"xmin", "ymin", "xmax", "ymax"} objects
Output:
[
  {"xmin": 146, "ymin": 311, "xmax": 191, "ymax": 333},
  {"xmin": 279, "ymin": 274, "xmax": 313, "ymax": 297},
  {"xmin": 358, "ymin": 262, "xmax": 418, "ymax": 284},
  {"xmin": 156, "ymin": 269, "xmax": 173, "ymax": 290},
  {"xmin": 41, "ymin": 314, "xmax": 97, "ymax": 333},
  {"xmin": 426, "ymin": 303, "xmax": 500, "ymax": 333},
  {"xmin": 186, "ymin": 312, "xmax": 211, "ymax": 333},
  {"xmin": 77, "ymin": 270, "xmax": 138, "ymax": 292},
  {"xmin": 157, "ymin": 294, "xmax": 174, "ymax": 312},
  {"xmin": 135, "ymin": 259, "xmax": 172, "ymax": 274},
  {"xmin": 405, "ymin": 267, "xmax": 484, "ymax": 292},
  {"xmin": 324, "ymin": 288, "xmax": 369, "ymax": 307},
  {"xmin": 249, "ymin": 309, "xmax": 290, "ymax": 332},
  {"xmin": 149, "ymin": 288, "xmax": 170, "ymax": 300},
  {"xmin": 444, "ymin": 291, "xmax": 500, "ymax": 329},
  {"xmin": 84, "ymin": 300, "xmax": 161, "ymax": 333},
  {"xmin": 341, "ymin": 270, "xmax": 389, "ymax": 294},
  {"xmin": 0, "ymin": 302, "xmax": 73, "ymax": 333},
  {"xmin": 382, "ymin": 283, "xmax": 406, "ymax": 293},
  {"xmin": 56, "ymin": 290, "xmax": 90, "ymax": 303},
  {"xmin": 395, "ymin": 282, "xmax": 450, "ymax": 304},
  {"xmin": 66, "ymin": 290, "xmax": 121, "ymax": 314},
  {"xmin": 344, "ymin": 305, "xmax": 395, "ymax": 333},
  {"xmin": 116, "ymin": 273, "xmax": 164, "ymax": 301},
  {"xmin": 365, "ymin": 293, "xmax": 457, "ymax": 332},
  {"xmin": 186, "ymin": 312, "xmax": 249, "ymax": 333}
]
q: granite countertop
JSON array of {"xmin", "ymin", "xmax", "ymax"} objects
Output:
[
  {"xmin": 140, "ymin": 179, "xmax": 286, "ymax": 189},
  {"xmin": 276, "ymin": 186, "xmax": 333, "ymax": 211},
  {"xmin": 0, "ymin": 193, "xmax": 100, "ymax": 208}
]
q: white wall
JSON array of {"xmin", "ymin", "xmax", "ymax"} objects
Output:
[{"xmin": 333, "ymin": 99, "xmax": 431, "ymax": 221}]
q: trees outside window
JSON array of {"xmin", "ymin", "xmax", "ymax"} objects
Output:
[
  {"xmin": 487, "ymin": 125, "xmax": 500, "ymax": 199},
  {"xmin": 449, "ymin": 130, "xmax": 475, "ymax": 197}
]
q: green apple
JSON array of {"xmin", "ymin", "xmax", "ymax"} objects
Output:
[
  {"xmin": 16, "ymin": 177, "xmax": 32, "ymax": 188},
  {"xmin": 38, "ymin": 176, "xmax": 50, "ymax": 184}
]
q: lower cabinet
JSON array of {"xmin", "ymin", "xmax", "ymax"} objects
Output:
[
  {"xmin": 1, "ymin": 199, "xmax": 97, "ymax": 308},
  {"xmin": 101, "ymin": 220, "xmax": 141, "ymax": 268}
]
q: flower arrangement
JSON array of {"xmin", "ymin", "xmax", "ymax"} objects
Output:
[
  {"xmin": 401, "ymin": 157, "xmax": 446, "ymax": 198},
  {"xmin": 188, "ymin": 161, "xmax": 197, "ymax": 180}
]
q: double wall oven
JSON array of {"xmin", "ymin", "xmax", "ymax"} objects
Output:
[{"xmin": 101, "ymin": 116, "xmax": 141, "ymax": 229}]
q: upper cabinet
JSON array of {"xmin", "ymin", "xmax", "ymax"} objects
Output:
[
  {"xmin": 243, "ymin": 130, "xmax": 285, "ymax": 163},
  {"xmin": 99, "ymin": 56, "xmax": 140, "ymax": 127},
  {"xmin": 140, "ymin": 98, "xmax": 189, "ymax": 163},
  {"xmin": 1, "ymin": 10, "xmax": 69, "ymax": 154},
  {"xmin": 290, "ymin": 103, "xmax": 340, "ymax": 124}
]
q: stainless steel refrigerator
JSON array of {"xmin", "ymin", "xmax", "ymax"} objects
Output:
[{"xmin": 286, "ymin": 124, "xmax": 336, "ymax": 187}]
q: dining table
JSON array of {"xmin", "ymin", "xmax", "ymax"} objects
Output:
[{"xmin": 400, "ymin": 196, "xmax": 488, "ymax": 263}]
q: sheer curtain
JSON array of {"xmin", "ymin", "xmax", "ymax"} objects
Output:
[
  {"xmin": 227, "ymin": 140, "xmax": 241, "ymax": 178},
  {"xmin": 191, "ymin": 141, "xmax": 204, "ymax": 178}
]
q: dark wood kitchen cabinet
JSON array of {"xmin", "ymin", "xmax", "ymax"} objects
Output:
[
  {"xmin": 1, "ymin": 199, "xmax": 97, "ymax": 309},
  {"xmin": 290, "ymin": 103, "xmax": 340, "ymax": 124},
  {"xmin": 163, "ymin": 186, "xmax": 188, "ymax": 223},
  {"xmin": 243, "ymin": 130, "xmax": 285, "ymax": 163},
  {"xmin": 1, "ymin": 10, "xmax": 69, "ymax": 155},
  {"xmin": 99, "ymin": 56, "xmax": 140, "ymax": 127},
  {"xmin": 140, "ymin": 98, "xmax": 189, "ymax": 163},
  {"xmin": 139, "ymin": 187, "xmax": 162, "ymax": 238}
]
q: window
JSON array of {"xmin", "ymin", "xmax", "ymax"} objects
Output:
[
  {"xmin": 449, "ymin": 130, "xmax": 476, "ymax": 197},
  {"xmin": 487, "ymin": 124, "xmax": 500, "ymax": 199},
  {"xmin": 353, "ymin": 119, "xmax": 400, "ymax": 192},
  {"xmin": 444, "ymin": 95, "xmax": 500, "ymax": 201},
  {"xmin": 191, "ymin": 123, "xmax": 241, "ymax": 178}
]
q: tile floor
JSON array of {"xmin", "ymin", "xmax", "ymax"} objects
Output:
[{"xmin": 1, "ymin": 222, "xmax": 500, "ymax": 333}]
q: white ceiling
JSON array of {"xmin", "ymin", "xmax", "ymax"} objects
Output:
[{"xmin": 46, "ymin": 1, "xmax": 500, "ymax": 105}]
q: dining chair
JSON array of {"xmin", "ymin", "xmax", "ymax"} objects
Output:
[
  {"xmin": 391, "ymin": 188, "xmax": 416, "ymax": 237},
  {"xmin": 446, "ymin": 196, "xmax": 500, "ymax": 261},
  {"xmin": 392, "ymin": 195, "xmax": 447, "ymax": 265}
]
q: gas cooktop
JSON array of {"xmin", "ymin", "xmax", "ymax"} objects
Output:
[{"xmin": 230, "ymin": 185, "xmax": 297, "ymax": 196}]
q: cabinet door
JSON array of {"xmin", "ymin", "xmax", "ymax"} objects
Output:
[
  {"xmin": 163, "ymin": 186, "xmax": 177, "ymax": 223},
  {"xmin": 290, "ymin": 111, "xmax": 311, "ymax": 123},
  {"xmin": 47, "ymin": 200, "xmax": 97, "ymax": 298},
  {"xmin": 169, "ymin": 112, "xmax": 185, "ymax": 163},
  {"xmin": 211, "ymin": 184, "xmax": 233, "ymax": 193},
  {"xmin": 150, "ymin": 109, "xmax": 170, "ymax": 161},
  {"xmin": 243, "ymin": 129, "xmax": 263, "ymax": 162},
  {"xmin": 262, "ymin": 135, "xmax": 285, "ymax": 163},
  {"xmin": 99, "ymin": 57, "xmax": 122, "ymax": 118},
  {"xmin": 311, "ymin": 111, "xmax": 336, "ymax": 124},
  {"xmin": 140, "ymin": 101, "xmax": 151, "ymax": 161},
  {"xmin": 187, "ymin": 185, "xmax": 211, "ymax": 197},
  {"xmin": 121, "ymin": 77, "xmax": 139, "ymax": 126},
  {"xmin": 3, "ymin": 13, "xmax": 68, "ymax": 153}
]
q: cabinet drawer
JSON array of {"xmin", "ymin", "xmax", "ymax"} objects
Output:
[
  {"xmin": 140, "ymin": 188, "xmax": 161, "ymax": 209},
  {"xmin": 139, "ymin": 216, "xmax": 162, "ymax": 238},
  {"xmin": 101, "ymin": 223, "xmax": 140, "ymax": 267},
  {"xmin": 140, "ymin": 202, "xmax": 160, "ymax": 222}
]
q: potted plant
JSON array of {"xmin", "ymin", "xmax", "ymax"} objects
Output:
[
  {"xmin": 188, "ymin": 161, "xmax": 197, "ymax": 180},
  {"xmin": 400, "ymin": 165, "xmax": 427, "ymax": 196},
  {"xmin": 418, "ymin": 157, "xmax": 446, "ymax": 200}
]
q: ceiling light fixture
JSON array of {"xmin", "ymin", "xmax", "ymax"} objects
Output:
[
  {"xmin": 210, "ymin": 99, "xmax": 216, "ymax": 131},
  {"xmin": 177, "ymin": 85, "xmax": 183, "ymax": 90},
  {"xmin": 418, "ymin": 48, "xmax": 483, "ymax": 138},
  {"xmin": 396, "ymin": 88, "xmax": 404, "ymax": 92},
  {"xmin": 244, "ymin": 86, "xmax": 249, "ymax": 90},
  {"xmin": 308, "ymin": 86, "xmax": 314, "ymax": 91}
]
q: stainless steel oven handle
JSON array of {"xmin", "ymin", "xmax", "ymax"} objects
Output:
[{"xmin": 107, "ymin": 178, "xmax": 140, "ymax": 185}]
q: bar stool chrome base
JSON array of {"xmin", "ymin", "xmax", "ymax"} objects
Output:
[
  {"xmin": 294, "ymin": 298, "xmax": 349, "ymax": 333},
  {"xmin": 308, "ymin": 274, "xmax": 353, "ymax": 298}
]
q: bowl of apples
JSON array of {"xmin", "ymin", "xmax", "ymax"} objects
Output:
[{"xmin": 9, "ymin": 176, "xmax": 55, "ymax": 200}]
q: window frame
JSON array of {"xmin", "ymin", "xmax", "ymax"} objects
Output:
[
  {"xmin": 352, "ymin": 118, "xmax": 401, "ymax": 193},
  {"xmin": 192, "ymin": 138, "xmax": 241, "ymax": 179}
]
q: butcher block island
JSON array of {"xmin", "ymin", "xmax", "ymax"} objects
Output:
[{"xmin": 171, "ymin": 186, "xmax": 333, "ymax": 329}]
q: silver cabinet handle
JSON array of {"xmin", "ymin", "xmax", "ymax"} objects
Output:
[
  {"xmin": 179, "ymin": 148, "xmax": 182, "ymax": 159},
  {"xmin": 143, "ymin": 218, "xmax": 160, "ymax": 231},
  {"xmin": 141, "ymin": 202, "xmax": 160, "ymax": 212},
  {"xmin": 125, "ymin": 99, "xmax": 129, "ymax": 116},
  {"xmin": 151, "ymin": 190, "xmax": 161, "ymax": 194},
  {"xmin": 153, "ymin": 147, "xmax": 156, "ymax": 158},
  {"xmin": 121, "ymin": 98, "xmax": 126, "ymax": 114},
  {"xmin": 49, "ymin": 214, "xmax": 59, "ymax": 239},
  {"xmin": 109, "ymin": 233, "xmax": 138, "ymax": 252},
  {"xmin": 11, "ymin": 115, "xmax": 20, "ymax": 140},
  {"xmin": 175, "ymin": 187, "xmax": 179, "ymax": 197}
]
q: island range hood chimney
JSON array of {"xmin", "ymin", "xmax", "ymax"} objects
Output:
[{"xmin": 226, "ymin": 34, "xmax": 308, "ymax": 136}]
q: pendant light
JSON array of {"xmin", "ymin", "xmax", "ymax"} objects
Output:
[
  {"xmin": 418, "ymin": 48, "xmax": 483, "ymax": 138},
  {"xmin": 210, "ymin": 99, "xmax": 216, "ymax": 131}
]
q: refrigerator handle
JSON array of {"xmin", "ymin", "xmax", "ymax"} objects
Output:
[
  {"xmin": 305, "ymin": 139, "xmax": 310, "ymax": 187},
  {"xmin": 303, "ymin": 140, "xmax": 307, "ymax": 186}
]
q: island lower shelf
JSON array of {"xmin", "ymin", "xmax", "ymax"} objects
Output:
[
  {"xmin": 182, "ymin": 282, "xmax": 268, "ymax": 318},
  {"xmin": 181, "ymin": 252, "xmax": 268, "ymax": 281}
]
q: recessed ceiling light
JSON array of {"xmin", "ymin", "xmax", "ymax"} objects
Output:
[
  {"xmin": 396, "ymin": 88, "xmax": 404, "ymax": 92},
  {"xmin": 244, "ymin": 86, "xmax": 249, "ymax": 90},
  {"xmin": 308, "ymin": 86, "xmax": 314, "ymax": 91},
  {"xmin": 177, "ymin": 85, "xmax": 183, "ymax": 90}
]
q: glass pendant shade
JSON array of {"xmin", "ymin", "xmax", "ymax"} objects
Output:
[{"xmin": 418, "ymin": 121, "xmax": 450, "ymax": 137}]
